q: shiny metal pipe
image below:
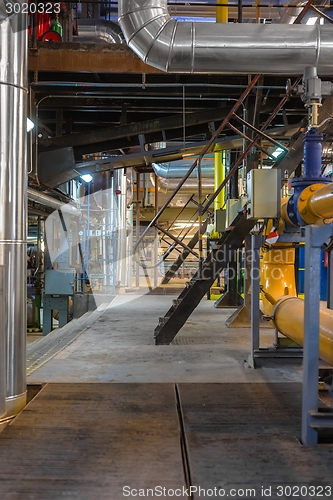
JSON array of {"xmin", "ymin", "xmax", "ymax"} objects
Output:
[
  {"xmin": 118, "ymin": 0, "xmax": 333, "ymax": 75},
  {"xmin": 77, "ymin": 19, "xmax": 125, "ymax": 44},
  {"xmin": 0, "ymin": 14, "xmax": 28, "ymax": 419},
  {"xmin": 28, "ymin": 187, "xmax": 79, "ymax": 214},
  {"xmin": 115, "ymin": 169, "xmax": 128, "ymax": 288},
  {"xmin": 151, "ymin": 173, "xmax": 214, "ymax": 194},
  {"xmin": 152, "ymin": 161, "xmax": 214, "ymax": 178},
  {"xmin": 0, "ymin": 266, "xmax": 5, "ymax": 418}
]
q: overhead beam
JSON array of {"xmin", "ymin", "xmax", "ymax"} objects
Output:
[
  {"xmin": 38, "ymin": 135, "xmax": 242, "ymax": 188},
  {"xmin": 39, "ymin": 106, "xmax": 232, "ymax": 151},
  {"xmin": 29, "ymin": 43, "xmax": 163, "ymax": 74}
]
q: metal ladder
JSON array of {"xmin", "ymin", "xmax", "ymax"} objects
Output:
[{"xmin": 154, "ymin": 212, "xmax": 256, "ymax": 345}]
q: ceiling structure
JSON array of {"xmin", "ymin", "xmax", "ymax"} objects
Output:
[{"xmin": 28, "ymin": 1, "xmax": 333, "ymax": 195}]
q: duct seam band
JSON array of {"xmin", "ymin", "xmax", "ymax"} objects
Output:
[
  {"xmin": 0, "ymin": 240, "xmax": 27, "ymax": 244},
  {"xmin": 0, "ymin": 81, "xmax": 28, "ymax": 92}
]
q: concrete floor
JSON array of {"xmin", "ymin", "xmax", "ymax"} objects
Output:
[{"xmin": 27, "ymin": 293, "xmax": 303, "ymax": 384}]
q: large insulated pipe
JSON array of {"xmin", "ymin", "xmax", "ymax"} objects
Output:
[
  {"xmin": 28, "ymin": 187, "xmax": 79, "ymax": 214},
  {"xmin": 118, "ymin": 0, "xmax": 333, "ymax": 75},
  {"xmin": 77, "ymin": 19, "xmax": 125, "ymax": 44},
  {"xmin": 152, "ymin": 162, "xmax": 214, "ymax": 179},
  {"xmin": 0, "ymin": 266, "xmax": 5, "ymax": 418},
  {"xmin": 0, "ymin": 12, "xmax": 27, "ymax": 418},
  {"xmin": 151, "ymin": 173, "xmax": 214, "ymax": 194}
]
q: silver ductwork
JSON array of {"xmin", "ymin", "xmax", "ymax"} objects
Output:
[
  {"xmin": 152, "ymin": 161, "xmax": 214, "ymax": 179},
  {"xmin": 77, "ymin": 19, "xmax": 125, "ymax": 44},
  {"xmin": 151, "ymin": 173, "xmax": 214, "ymax": 194},
  {"xmin": 118, "ymin": 0, "xmax": 333, "ymax": 75},
  {"xmin": 28, "ymin": 188, "xmax": 79, "ymax": 214},
  {"xmin": 0, "ymin": 13, "xmax": 27, "ymax": 419}
]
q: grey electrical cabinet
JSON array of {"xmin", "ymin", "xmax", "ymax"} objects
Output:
[
  {"xmin": 247, "ymin": 169, "xmax": 281, "ymax": 219},
  {"xmin": 44, "ymin": 269, "xmax": 75, "ymax": 295}
]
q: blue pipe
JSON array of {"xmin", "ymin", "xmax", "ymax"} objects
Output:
[
  {"xmin": 288, "ymin": 128, "xmax": 330, "ymax": 226},
  {"xmin": 303, "ymin": 128, "xmax": 323, "ymax": 179}
]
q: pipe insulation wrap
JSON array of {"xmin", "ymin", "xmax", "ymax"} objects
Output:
[
  {"xmin": 0, "ymin": 13, "xmax": 27, "ymax": 417},
  {"xmin": 118, "ymin": 0, "xmax": 333, "ymax": 75}
]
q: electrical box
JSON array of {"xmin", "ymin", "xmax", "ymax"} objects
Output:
[
  {"xmin": 215, "ymin": 209, "xmax": 226, "ymax": 232},
  {"xmin": 226, "ymin": 198, "xmax": 246, "ymax": 227},
  {"xmin": 44, "ymin": 269, "xmax": 75, "ymax": 295},
  {"xmin": 247, "ymin": 169, "xmax": 281, "ymax": 219}
]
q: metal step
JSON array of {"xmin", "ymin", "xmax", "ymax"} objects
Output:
[{"xmin": 154, "ymin": 212, "xmax": 256, "ymax": 345}]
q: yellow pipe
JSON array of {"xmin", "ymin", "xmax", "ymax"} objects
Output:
[
  {"xmin": 260, "ymin": 244, "xmax": 296, "ymax": 317},
  {"xmin": 214, "ymin": 150, "xmax": 225, "ymax": 212},
  {"xmin": 261, "ymin": 243, "xmax": 333, "ymax": 366},
  {"xmin": 216, "ymin": 0, "xmax": 228, "ymax": 24},
  {"xmin": 298, "ymin": 182, "xmax": 333, "ymax": 225}
]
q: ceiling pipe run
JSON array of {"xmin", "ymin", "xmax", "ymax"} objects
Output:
[{"xmin": 118, "ymin": 0, "xmax": 333, "ymax": 75}]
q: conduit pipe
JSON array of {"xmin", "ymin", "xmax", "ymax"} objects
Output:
[
  {"xmin": 118, "ymin": 0, "xmax": 333, "ymax": 75},
  {"xmin": 0, "ymin": 13, "xmax": 27, "ymax": 419}
]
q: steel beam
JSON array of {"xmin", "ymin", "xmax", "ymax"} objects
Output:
[
  {"xmin": 39, "ymin": 106, "xmax": 233, "ymax": 151},
  {"xmin": 28, "ymin": 43, "xmax": 163, "ymax": 74}
]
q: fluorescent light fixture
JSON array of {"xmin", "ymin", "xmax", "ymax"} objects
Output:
[
  {"xmin": 272, "ymin": 147, "xmax": 284, "ymax": 158},
  {"xmin": 81, "ymin": 174, "xmax": 93, "ymax": 183},
  {"xmin": 27, "ymin": 118, "xmax": 34, "ymax": 132},
  {"xmin": 306, "ymin": 17, "xmax": 318, "ymax": 25}
]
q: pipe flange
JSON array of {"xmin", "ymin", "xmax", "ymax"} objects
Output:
[{"xmin": 297, "ymin": 183, "xmax": 326, "ymax": 225}]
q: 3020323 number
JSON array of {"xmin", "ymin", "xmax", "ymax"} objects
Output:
[{"xmin": 5, "ymin": 2, "xmax": 61, "ymax": 15}]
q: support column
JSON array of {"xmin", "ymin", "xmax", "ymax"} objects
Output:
[
  {"xmin": 214, "ymin": 260, "xmax": 243, "ymax": 308},
  {"xmin": 154, "ymin": 174, "xmax": 159, "ymax": 288},
  {"xmin": 226, "ymin": 235, "xmax": 261, "ymax": 327},
  {"xmin": 248, "ymin": 234, "xmax": 261, "ymax": 368},
  {"xmin": 135, "ymin": 172, "xmax": 141, "ymax": 288},
  {"xmin": 328, "ymin": 250, "xmax": 333, "ymax": 310},
  {"xmin": 302, "ymin": 224, "xmax": 332, "ymax": 445},
  {"xmin": 0, "ymin": 14, "xmax": 28, "ymax": 419}
]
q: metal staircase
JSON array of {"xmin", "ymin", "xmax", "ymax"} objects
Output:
[{"xmin": 154, "ymin": 211, "xmax": 256, "ymax": 345}]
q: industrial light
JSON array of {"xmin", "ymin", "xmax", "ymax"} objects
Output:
[
  {"xmin": 27, "ymin": 118, "xmax": 34, "ymax": 132},
  {"xmin": 81, "ymin": 174, "xmax": 93, "ymax": 183},
  {"xmin": 272, "ymin": 147, "xmax": 284, "ymax": 158}
]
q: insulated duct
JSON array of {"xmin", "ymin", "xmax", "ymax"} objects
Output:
[
  {"xmin": 0, "ymin": 12, "xmax": 27, "ymax": 419},
  {"xmin": 28, "ymin": 188, "xmax": 79, "ymax": 214},
  {"xmin": 151, "ymin": 173, "xmax": 214, "ymax": 194},
  {"xmin": 152, "ymin": 161, "xmax": 214, "ymax": 178},
  {"xmin": 77, "ymin": 19, "xmax": 125, "ymax": 44},
  {"xmin": 118, "ymin": 0, "xmax": 333, "ymax": 75}
]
